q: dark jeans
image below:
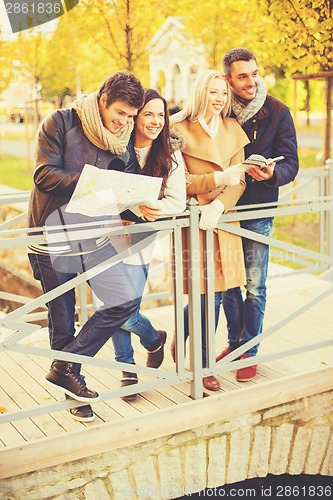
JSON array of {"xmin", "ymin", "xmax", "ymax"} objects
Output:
[
  {"xmin": 111, "ymin": 264, "xmax": 159, "ymax": 365},
  {"xmin": 222, "ymin": 217, "xmax": 273, "ymax": 357},
  {"xmin": 28, "ymin": 243, "xmax": 140, "ymax": 358},
  {"xmin": 183, "ymin": 292, "xmax": 222, "ymax": 367}
]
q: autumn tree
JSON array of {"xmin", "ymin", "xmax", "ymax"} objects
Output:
[
  {"xmin": 75, "ymin": 0, "xmax": 183, "ymax": 82},
  {"xmin": 0, "ymin": 35, "xmax": 14, "ymax": 94},
  {"xmin": 4, "ymin": 0, "xmax": 331, "ymax": 108},
  {"xmin": 40, "ymin": 8, "xmax": 107, "ymax": 100},
  {"xmin": 9, "ymin": 30, "xmax": 50, "ymax": 99},
  {"xmin": 261, "ymin": 0, "xmax": 333, "ymax": 74},
  {"xmin": 183, "ymin": 0, "xmax": 272, "ymax": 70}
]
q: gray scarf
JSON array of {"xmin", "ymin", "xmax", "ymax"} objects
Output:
[{"xmin": 231, "ymin": 76, "xmax": 267, "ymax": 126}]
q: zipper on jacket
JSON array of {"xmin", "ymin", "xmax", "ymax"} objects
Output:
[{"xmin": 252, "ymin": 119, "xmax": 258, "ymax": 143}]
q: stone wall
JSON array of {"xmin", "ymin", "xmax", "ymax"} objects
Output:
[{"xmin": 1, "ymin": 390, "xmax": 332, "ymax": 500}]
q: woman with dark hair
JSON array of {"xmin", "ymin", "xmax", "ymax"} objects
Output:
[{"xmin": 111, "ymin": 88, "xmax": 187, "ymax": 400}]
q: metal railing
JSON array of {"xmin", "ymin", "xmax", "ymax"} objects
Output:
[{"xmin": 0, "ymin": 163, "xmax": 333, "ymax": 422}]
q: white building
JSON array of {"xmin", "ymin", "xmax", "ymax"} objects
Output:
[{"xmin": 149, "ymin": 16, "xmax": 207, "ymax": 107}]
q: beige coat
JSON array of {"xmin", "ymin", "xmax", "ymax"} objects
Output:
[{"xmin": 173, "ymin": 117, "xmax": 250, "ymax": 293}]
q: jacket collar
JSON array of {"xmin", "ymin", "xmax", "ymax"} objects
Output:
[{"xmin": 175, "ymin": 118, "xmax": 247, "ymax": 167}]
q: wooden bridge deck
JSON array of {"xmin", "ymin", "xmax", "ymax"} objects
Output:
[{"xmin": 0, "ymin": 265, "xmax": 333, "ymax": 479}]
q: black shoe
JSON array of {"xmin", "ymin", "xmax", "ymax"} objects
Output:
[
  {"xmin": 46, "ymin": 360, "xmax": 100, "ymax": 403},
  {"xmin": 121, "ymin": 371, "xmax": 138, "ymax": 401},
  {"xmin": 65, "ymin": 395, "xmax": 94, "ymax": 422},
  {"xmin": 146, "ymin": 330, "xmax": 167, "ymax": 368}
]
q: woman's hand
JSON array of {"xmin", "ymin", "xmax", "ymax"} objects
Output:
[
  {"xmin": 199, "ymin": 201, "xmax": 224, "ymax": 230},
  {"xmin": 138, "ymin": 204, "xmax": 162, "ymax": 221},
  {"xmin": 214, "ymin": 164, "xmax": 245, "ymax": 186}
]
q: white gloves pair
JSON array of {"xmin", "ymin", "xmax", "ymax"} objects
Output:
[
  {"xmin": 199, "ymin": 164, "xmax": 245, "ymax": 230},
  {"xmin": 213, "ymin": 164, "xmax": 245, "ymax": 187},
  {"xmin": 199, "ymin": 199, "xmax": 225, "ymax": 230}
]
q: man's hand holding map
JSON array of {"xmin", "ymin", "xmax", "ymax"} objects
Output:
[{"xmin": 65, "ymin": 164, "xmax": 162, "ymax": 217}]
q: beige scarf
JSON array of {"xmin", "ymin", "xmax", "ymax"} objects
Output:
[{"xmin": 72, "ymin": 91, "xmax": 133, "ymax": 155}]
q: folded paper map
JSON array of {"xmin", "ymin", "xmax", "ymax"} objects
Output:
[{"xmin": 66, "ymin": 164, "xmax": 162, "ymax": 217}]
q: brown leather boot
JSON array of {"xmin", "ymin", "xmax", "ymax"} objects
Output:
[
  {"xmin": 65, "ymin": 395, "xmax": 94, "ymax": 422},
  {"xmin": 146, "ymin": 330, "xmax": 167, "ymax": 368},
  {"xmin": 121, "ymin": 371, "xmax": 138, "ymax": 401},
  {"xmin": 45, "ymin": 360, "xmax": 99, "ymax": 402}
]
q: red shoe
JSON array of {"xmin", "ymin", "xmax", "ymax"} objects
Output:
[
  {"xmin": 170, "ymin": 335, "xmax": 176, "ymax": 363},
  {"xmin": 203, "ymin": 375, "xmax": 220, "ymax": 391},
  {"xmin": 216, "ymin": 346, "xmax": 239, "ymax": 362},
  {"xmin": 236, "ymin": 354, "xmax": 257, "ymax": 382}
]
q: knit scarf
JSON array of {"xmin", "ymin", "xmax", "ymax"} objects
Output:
[
  {"xmin": 231, "ymin": 76, "xmax": 267, "ymax": 126},
  {"xmin": 72, "ymin": 91, "xmax": 133, "ymax": 154}
]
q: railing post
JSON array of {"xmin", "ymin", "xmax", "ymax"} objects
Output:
[
  {"xmin": 319, "ymin": 167, "xmax": 326, "ymax": 255},
  {"xmin": 325, "ymin": 158, "xmax": 333, "ymax": 260},
  {"xmin": 172, "ymin": 222, "xmax": 187, "ymax": 380},
  {"xmin": 187, "ymin": 199, "xmax": 203, "ymax": 399}
]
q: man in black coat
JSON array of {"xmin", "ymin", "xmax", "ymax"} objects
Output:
[
  {"xmin": 217, "ymin": 48, "xmax": 299, "ymax": 381},
  {"xmin": 28, "ymin": 72, "xmax": 145, "ymax": 420}
]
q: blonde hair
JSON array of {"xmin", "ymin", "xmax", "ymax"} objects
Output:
[{"xmin": 171, "ymin": 69, "xmax": 231, "ymax": 124}]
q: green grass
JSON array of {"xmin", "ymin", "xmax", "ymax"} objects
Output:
[
  {"xmin": 271, "ymin": 146, "xmax": 321, "ymax": 269},
  {"xmin": 0, "ymin": 146, "xmax": 320, "ymax": 192},
  {"xmin": 0, "ymin": 155, "xmax": 33, "ymax": 190},
  {"xmin": 0, "ymin": 130, "xmax": 32, "ymax": 141},
  {"xmin": 270, "ymin": 229, "xmax": 319, "ymax": 271},
  {"xmin": 298, "ymin": 147, "xmax": 319, "ymax": 168}
]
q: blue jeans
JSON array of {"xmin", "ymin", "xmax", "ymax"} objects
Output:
[
  {"xmin": 111, "ymin": 264, "xmax": 159, "ymax": 365},
  {"xmin": 222, "ymin": 217, "xmax": 273, "ymax": 357},
  {"xmin": 28, "ymin": 243, "xmax": 140, "ymax": 358},
  {"xmin": 184, "ymin": 292, "xmax": 222, "ymax": 367}
]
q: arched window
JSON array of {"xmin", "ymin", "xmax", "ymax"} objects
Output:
[
  {"xmin": 156, "ymin": 70, "xmax": 166, "ymax": 95},
  {"xmin": 188, "ymin": 65, "xmax": 199, "ymax": 91},
  {"xmin": 172, "ymin": 64, "xmax": 182, "ymax": 103}
]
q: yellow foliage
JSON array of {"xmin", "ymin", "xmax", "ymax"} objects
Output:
[{"xmin": 1, "ymin": 0, "xmax": 332, "ymax": 97}]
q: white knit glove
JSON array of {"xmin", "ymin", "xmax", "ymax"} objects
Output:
[
  {"xmin": 214, "ymin": 164, "xmax": 245, "ymax": 187},
  {"xmin": 199, "ymin": 200, "xmax": 225, "ymax": 230}
]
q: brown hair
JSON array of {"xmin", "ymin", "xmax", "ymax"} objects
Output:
[
  {"xmin": 97, "ymin": 72, "xmax": 144, "ymax": 108},
  {"xmin": 222, "ymin": 48, "xmax": 257, "ymax": 76},
  {"xmin": 135, "ymin": 88, "xmax": 174, "ymax": 192}
]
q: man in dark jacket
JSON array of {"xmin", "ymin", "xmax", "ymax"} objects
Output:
[
  {"xmin": 28, "ymin": 72, "xmax": 145, "ymax": 420},
  {"xmin": 217, "ymin": 48, "xmax": 299, "ymax": 381}
]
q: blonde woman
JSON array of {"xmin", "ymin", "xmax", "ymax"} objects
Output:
[{"xmin": 170, "ymin": 69, "xmax": 250, "ymax": 390}]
